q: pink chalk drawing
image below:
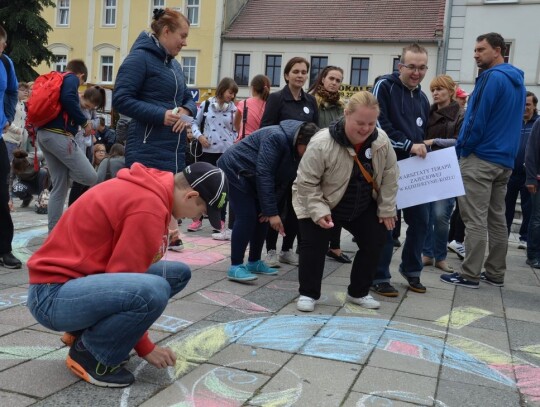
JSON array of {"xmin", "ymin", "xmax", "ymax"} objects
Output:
[
  {"xmin": 164, "ymin": 250, "xmax": 226, "ymax": 266},
  {"xmin": 493, "ymin": 363, "xmax": 540, "ymax": 402},
  {"xmin": 198, "ymin": 290, "xmax": 271, "ymax": 314},
  {"xmin": 386, "ymin": 340, "xmax": 422, "ymax": 358},
  {"xmin": 266, "ymin": 280, "xmax": 299, "ymax": 291}
]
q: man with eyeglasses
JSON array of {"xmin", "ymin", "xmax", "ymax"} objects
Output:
[
  {"xmin": 371, "ymin": 43, "xmax": 431, "ymax": 297},
  {"xmin": 441, "ymin": 32, "xmax": 526, "ymax": 289}
]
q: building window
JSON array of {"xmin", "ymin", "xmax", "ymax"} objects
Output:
[
  {"xmin": 265, "ymin": 55, "xmax": 282, "ymax": 87},
  {"xmin": 182, "ymin": 56, "xmax": 196, "ymax": 86},
  {"xmin": 310, "ymin": 56, "xmax": 328, "ymax": 87},
  {"xmin": 54, "ymin": 55, "xmax": 67, "ymax": 72},
  {"xmin": 186, "ymin": 0, "xmax": 200, "ymax": 25},
  {"xmin": 101, "ymin": 56, "xmax": 114, "ymax": 83},
  {"xmin": 104, "ymin": 0, "xmax": 117, "ymax": 26},
  {"xmin": 393, "ymin": 57, "xmax": 400, "ymax": 73},
  {"xmin": 350, "ymin": 58, "xmax": 369, "ymax": 87},
  {"xmin": 234, "ymin": 54, "xmax": 250, "ymax": 86},
  {"xmin": 152, "ymin": 0, "xmax": 165, "ymax": 7},
  {"xmin": 57, "ymin": 0, "xmax": 70, "ymax": 26}
]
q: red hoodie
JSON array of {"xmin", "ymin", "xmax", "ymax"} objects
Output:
[{"xmin": 27, "ymin": 163, "xmax": 175, "ymax": 356}]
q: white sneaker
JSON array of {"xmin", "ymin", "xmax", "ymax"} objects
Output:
[
  {"xmin": 265, "ymin": 250, "xmax": 280, "ymax": 267},
  {"xmin": 279, "ymin": 250, "xmax": 299, "ymax": 266},
  {"xmin": 212, "ymin": 228, "xmax": 232, "ymax": 241},
  {"xmin": 346, "ymin": 294, "xmax": 380, "ymax": 309},
  {"xmin": 447, "ymin": 240, "xmax": 465, "ymax": 260},
  {"xmin": 296, "ymin": 295, "xmax": 316, "ymax": 312},
  {"xmin": 518, "ymin": 240, "xmax": 527, "ymax": 250}
]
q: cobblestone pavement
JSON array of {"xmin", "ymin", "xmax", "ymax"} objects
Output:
[{"xmin": 1, "ymin": 202, "xmax": 539, "ymax": 406}]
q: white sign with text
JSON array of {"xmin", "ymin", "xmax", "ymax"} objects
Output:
[{"xmin": 396, "ymin": 148, "xmax": 465, "ymax": 209}]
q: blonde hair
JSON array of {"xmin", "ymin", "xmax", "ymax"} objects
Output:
[
  {"xmin": 430, "ymin": 75, "xmax": 457, "ymax": 100},
  {"xmin": 345, "ymin": 91, "xmax": 380, "ymax": 114}
]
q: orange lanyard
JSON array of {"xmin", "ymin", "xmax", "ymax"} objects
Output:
[{"xmin": 353, "ymin": 154, "xmax": 379, "ymax": 193}]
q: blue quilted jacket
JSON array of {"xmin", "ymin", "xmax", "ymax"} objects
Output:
[
  {"xmin": 113, "ymin": 31, "xmax": 197, "ymax": 173},
  {"xmin": 217, "ymin": 120, "xmax": 304, "ymax": 216}
]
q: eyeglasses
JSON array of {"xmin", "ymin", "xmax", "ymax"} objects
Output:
[{"xmin": 400, "ymin": 64, "xmax": 429, "ymax": 73}]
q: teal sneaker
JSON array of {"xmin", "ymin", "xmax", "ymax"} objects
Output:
[
  {"xmin": 246, "ymin": 260, "xmax": 278, "ymax": 275},
  {"xmin": 228, "ymin": 264, "xmax": 258, "ymax": 282}
]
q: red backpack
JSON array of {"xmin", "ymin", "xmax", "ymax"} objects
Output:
[{"xmin": 26, "ymin": 71, "xmax": 70, "ymax": 128}]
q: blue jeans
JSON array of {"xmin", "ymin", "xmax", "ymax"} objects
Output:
[
  {"xmin": 228, "ymin": 182, "xmax": 269, "ymax": 265},
  {"xmin": 423, "ymin": 198, "xmax": 455, "ymax": 261},
  {"xmin": 527, "ymin": 191, "xmax": 540, "ymax": 261},
  {"xmin": 505, "ymin": 172, "xmax": 530, "ymax": 240},
  {"xmin": 27, "ymin": 261, "xmax": 191, "ymax": 366},
  {"xmin": 373, "ymin": 203, "xmax": 429, "ymax": 284}
]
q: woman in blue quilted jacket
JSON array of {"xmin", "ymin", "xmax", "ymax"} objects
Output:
[
  {"xmin": 113, "ymin": 8, "xmax": 197, "ymax": 251},
  {"xmin": 113, "ymin": 8, "xmax": 196, "ymax": 175}
]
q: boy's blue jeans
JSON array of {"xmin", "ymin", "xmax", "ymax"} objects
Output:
[{"xmin": 27, "ymin": 261, "xmax": 191, "ymax": 366}]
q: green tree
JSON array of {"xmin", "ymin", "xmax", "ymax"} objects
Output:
[{"xmin": 0, "ymin": 0, "xmax": 55, "ymax": 82}]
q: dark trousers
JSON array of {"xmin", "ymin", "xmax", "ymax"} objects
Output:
[
  {"xmin": 505, "ymin": 172, "xmax": 530, "ymax": 240},
  {"xmin": 0, "ymin": 140, "xmax": 14, "ymax": 255},
  {"xmin": 199, "ymin": 152, "xmax": 226, "ymax": 222},
  {"xmin": 448, "ymin": 200, "xmax": 465, "ymax": 243},
  {"xmin": 266, "ymin": 188, "xmax": 298, "ymax": 252},
  {"xmin": 229, "ymin": 183, "xmax": 269, "ymax": 265},
  {"xmin": 328, "ymin": 225, "xmax": 342, "ymax": 250},
  {"xmin": 298, "ymin": 202, "xmax": 386, "ymax": 300}
]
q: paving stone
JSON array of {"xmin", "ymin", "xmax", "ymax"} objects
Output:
[
  {"xmin": 395, "ymin": 295, "xmax": 453, "ymax": 322},
  {"xmin": 0, "ymin": 305, "xmax": 44, "ymax": 328},
  {"xmin": 255, "ymin": 354, "xmax": 358, "ymax": 407},
  {"xmin": 507, "ymin": 320, "xmax": 540, "ymax": 350},
  {"xmin": 367, "ymin": 348, "xmax": 440, "ymax": 377},
  {"xmin": 242, "ymin": 286, "xmax": 299, "ymax": 312},
  {"xmin": 453, "ymin": 287, "xmax": 505, "ymax": 317},
  {"xmin": 162, "ymin": 298, "xmax": 222, "ymax": 324},
  {"xmin": 0, "ymin": 390, "xmax": 36, "ymax": 407},
  {"xmin": 448, "ymin": 325, "xmax": 511, "ymax": 354},
  {"xmin": 342, "ymin": 391, "xmax": 422, "ymax": 406},
  {"xmin": 467, "ymin": 314, "xmax": 507, "ymax": 332},
  {"xmin": 436, "ymin": 378, "xmax": 521, "ymax": 406},
  {"xmin": 352, "ymin": 366, "xmax": 437, "ymax": 405}
]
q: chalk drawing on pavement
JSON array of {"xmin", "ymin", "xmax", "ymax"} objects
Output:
[
  {"xmin": 434, "ymin": 306, "xmax": 493, "ymax": 329},
  {"xmin": 0, "ymin": 291, "xmax": 27, "ymax": 309},
  {"xmin": 198, "ymin": 290, "xmax": 271, "ymax": 315}
]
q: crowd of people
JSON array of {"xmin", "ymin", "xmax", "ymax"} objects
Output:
[{"xmin": 0, "ymin": 8, "xmax": 531, "ymax": 389}]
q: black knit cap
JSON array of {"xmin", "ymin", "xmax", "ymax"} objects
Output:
[{"xmin": 183, "ymin": 162, "xmax": 228, "ymax": 230}]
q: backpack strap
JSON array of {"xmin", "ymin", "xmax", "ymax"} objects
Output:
[
  {"xmin": 199, "ymin": 100, "xmax": 210, "ymax": 134},
  {"xmin": 0, "ymin": 54, "xmax": 11, "ymax": 84}
]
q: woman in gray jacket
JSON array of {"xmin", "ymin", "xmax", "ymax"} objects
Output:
[{"xmin": 293, "ymin": 91, "xmax": 399, "ymax": 312}]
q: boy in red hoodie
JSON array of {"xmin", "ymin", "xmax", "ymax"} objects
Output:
[{"xmin": 26, "ymin": 162, "xmax": 228, "ymax": 388}]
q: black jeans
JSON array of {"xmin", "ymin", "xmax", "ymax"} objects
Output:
[
  {"xmin": 0, "ymin": 140, "xmax": 14, "ymax": 255},
  {"xmin": 298, "ymin": 202, "xmax": 386, "ymax": 300}
]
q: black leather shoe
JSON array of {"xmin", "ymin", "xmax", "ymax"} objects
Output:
[
  {"xmin": 399, "ymin": 269, "xmax": 426, "ymax": 293},
  {"xmin": 326, "ymin": 250, "xmax": 352, "ymax": 264},
  {"xmin": 393, "ymin": 238, "xmax": 402, "ymax": 248},
  {"xmin": 0, "ymin": 252, "xmax": 22, "ymax": 269}
]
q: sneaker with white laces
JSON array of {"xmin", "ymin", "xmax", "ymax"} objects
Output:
[
  {"xmin": 296, "ymin": 295, "xmax": 316, "ymax": 312},
  {"xmin": 480, "ymin": 271, "xmax": 504, "ymax": 287},
  {"xmin": 440, "ymin": 272, "xmax": 479, "ymax": 289},
  {"xmin": 346, "ymin": 294, "xmax": 380, "ymax": 309},
  {"xmin": 246, "ymin": 260, "xmax": 278, "ymax": 275},
  {"xmin": 187, "ymin": 219, "xmax": 203, "ymax": 232},
  {"xmin": 212, "ymin": 228, "xmax": 232, "ymax": 241},
  {"xmin": 279, "ymin": 250, "xmax": 299, "ymax": 266},
  {"xmin": 447, "ymin": 240, "xmax": 465, "ymax": 260},
  {"xmin": 518, "ymin": 240, "xmax": 527, "ymax": 250},
  {"xmin": 265, "ymin": 250, "xmax": 280, "ymax": 267}
]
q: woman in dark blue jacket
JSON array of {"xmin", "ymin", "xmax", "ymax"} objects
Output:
[
  {"xmin": 217, "ymin": 120, "xmax": 319, "ymax": 282},
  {"xmin": 113, "ymin": 8, "xmax": 196, "ymax": 175}
]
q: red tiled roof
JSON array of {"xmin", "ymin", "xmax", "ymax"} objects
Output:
[{"xmin": 224, "ymin": 0, "xmax": 445, "ymax": 43}]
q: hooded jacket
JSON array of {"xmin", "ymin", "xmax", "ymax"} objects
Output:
[
  {"xmin": 513, "ymin": 113, "xmax": 539, "ymax": 176},
  {"xmin": 292, "ymin": 123, "xmax": 398, "ymax": 223},
  {"xmin": 27, "ymin": 163, "xmax": 174, "ymax": 357},
  {"xmin": 0, "ymin": 53, "xmax": 18, "ymax": 134},
  {"xmin": 217, "ymin": 120, "xmax": 305, "ymax": 217},
  {"xmin": 371, "ymin": 72, "xmax": 430, "ymax": 160},
  {"xmin": 113, "ymin": 32, "xmax": 197, "ymax": 173},
  {"xmin": 456, "ymin": 63, "xmax": 526, "ymax": 169}
]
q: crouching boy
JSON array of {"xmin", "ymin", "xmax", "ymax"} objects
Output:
[{"xmin": 26, "ymin": 162, "xmax": 228, "ymax": 387}]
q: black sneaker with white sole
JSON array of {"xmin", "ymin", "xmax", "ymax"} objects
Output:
[{"xmin": 66, "ymin": 338, "xmax": 134, "ymax": 387}]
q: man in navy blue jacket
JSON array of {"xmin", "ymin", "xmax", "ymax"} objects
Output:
[
  {"xmin": 441, "ymin": 33, "xmax": 526, "ymax": 289},
  {"xmin": 371, "ymin": 43, "xmax": 430, "ymax": 296},
  {"xmin": 0, "ymin": 25, "xmax": 21, "ymax": 269}
]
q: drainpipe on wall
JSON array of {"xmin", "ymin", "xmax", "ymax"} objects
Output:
[{"xmin": 441, "ymin": 0, "xmax": 454, "ymax": 73}]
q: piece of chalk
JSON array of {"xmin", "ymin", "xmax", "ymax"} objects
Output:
[{"xmin": 328, "ymin": 221, "xmax": 334, "ymax": 227}]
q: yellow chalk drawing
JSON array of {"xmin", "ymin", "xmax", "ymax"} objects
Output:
[
  {"xmin": 447, "ymin": 336, "xmax": 512, "ymax": 365},
  {"xmin": 434, "ymin": 306, "xmax": 492, "ymax": 329},
  {"xmin": 169, "ymin": 325, "xmax": 229, "ymax": 377},
  {"xmin": 520, "ymin": 344, "xmax": 540, "ymax": 359}
]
